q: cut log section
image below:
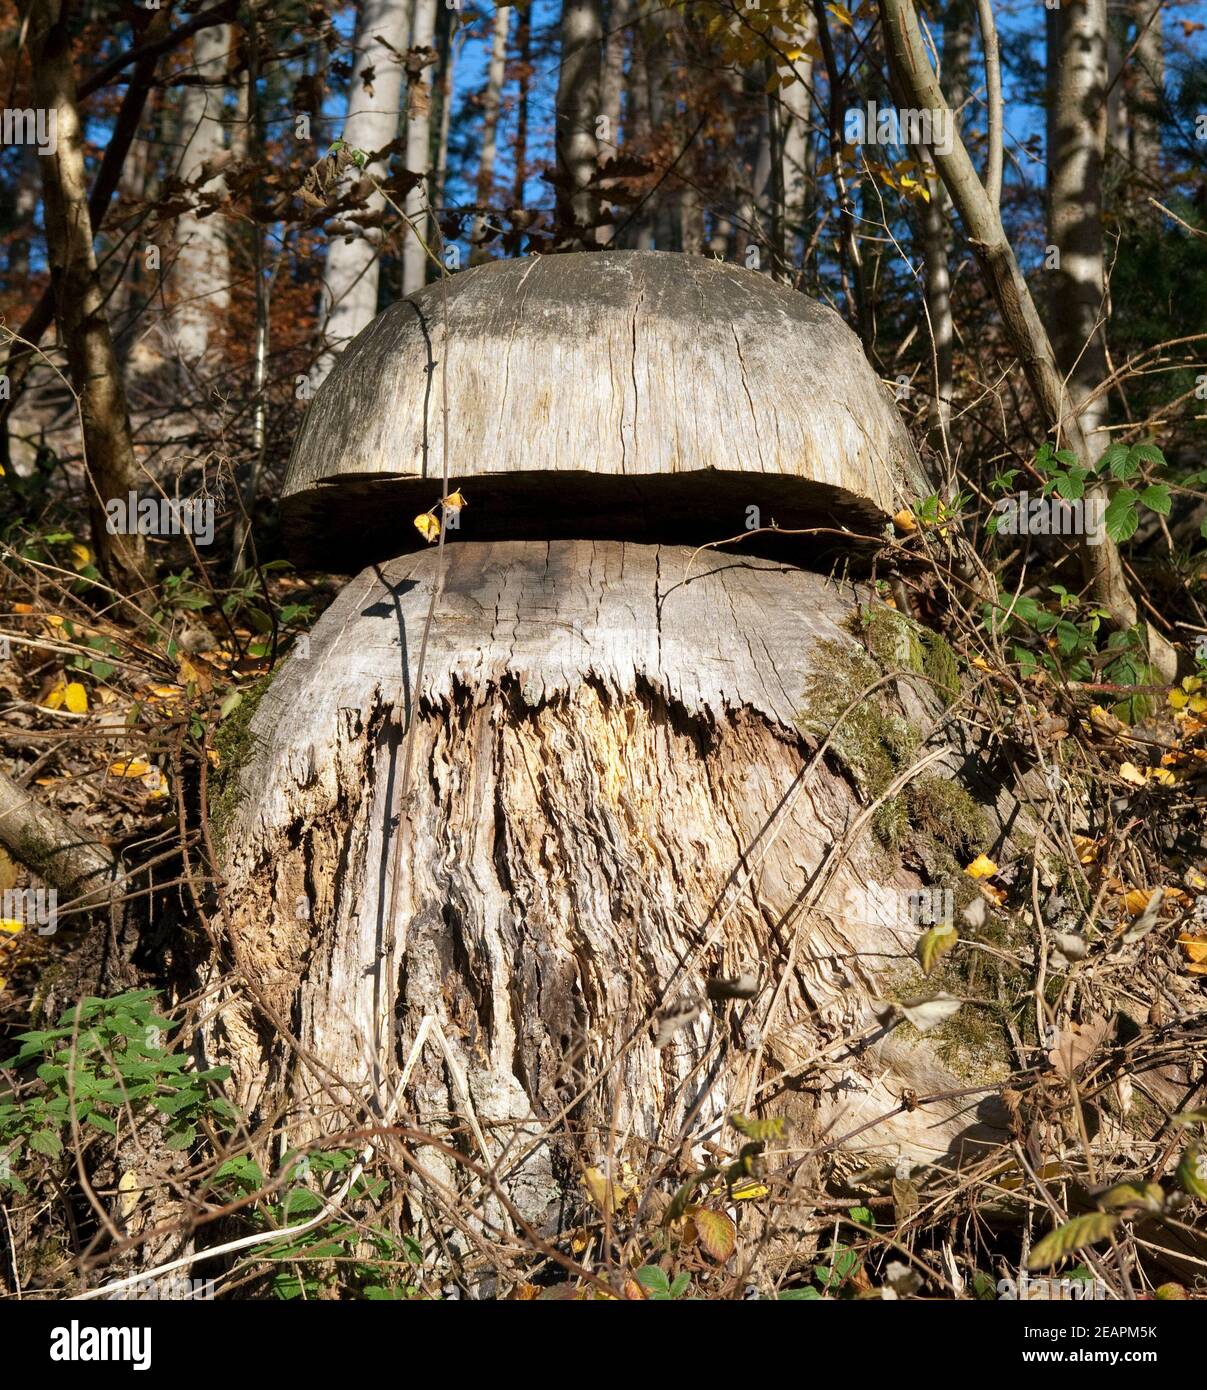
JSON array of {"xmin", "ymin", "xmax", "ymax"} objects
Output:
[
  {"xmin": 281, "ymin": 252, "xmax": 925, "ymax": 571},
  {"xmin": 212, "ymin": 541, "xmax": 1013, "ymax": 1235}
]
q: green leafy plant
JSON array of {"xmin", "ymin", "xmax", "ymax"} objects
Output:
[
  {"xmin": 215, "ymin": 1149, "xmax": 423, "ymax": 1300},
  {"xmin": 0, "ymin": 990, "xmax": 233, "ymax": 1193},
  {"xmin": 635, "ymin": 1265, "xmax": 692, "ymax": 1300}
]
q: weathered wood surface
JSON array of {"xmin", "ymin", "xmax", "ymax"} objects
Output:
[
  {"xmin": 281, "ymin": 253, "xmax": 925, "ymax": 570},
  {"xmin": 213, "ymin": 542, "xmax": 1009, "ymax": 1238}
]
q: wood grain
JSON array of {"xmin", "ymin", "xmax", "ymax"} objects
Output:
[{"xmin": 282, "ymin": 252, "xmax": 925, "ymax": 570}]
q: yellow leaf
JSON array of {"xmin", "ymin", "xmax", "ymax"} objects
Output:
[
  {"xmin": 0, "ymin": 919, "xmax": 23, "ymax": 937},
  {"xmin": 1119, "ymin": 762, "xmax": 1149, "ymax": 786},
  {"xmin": 1178, "ymin": 933, "xmax": 1207, "ymax": 965},
  {"xmin": 964, "ymin": 853, "xmax": 998, "ymax": 880},
  {"xmin": 729, "ymin": 1179, "xmax": 769, "ymax": 1200},
  {"xmin": 1150, "ymin": 766, "xmax": 1177, "ymax": 786},
  {"xmin": 43, "ymin": 678, "xmax": 66, "ymax": 710},
  {"xmin": 178, "ymin": 653, "xmax": 213, "ymax": 694},
  {"xmin": 1182, "ymin": 676, "xmax": 1203, "ymax": 694},
  {"xmin": 442, "ymin": 490, "xmax": 466, "ymax": 512},
  {"xmin": 1169, "ymin": 688, "xmax": 1188, "ymax": 709},
  {"xmin": 892, "ymin": 508, "xmax": 917, "ymax": 534},
  {"xmin": 118, "ymin": 1170, "xmax": 140, "ymax": 1220},
  {"xmin": 1124, "ymin": 887, "xmax": 1155, "ymax": 915},
  {"xmin": 63, "ymin": 681, "xmax": 88, "ymax": 714},
  {"xmin": 110, "ymin": 758, "xmax": 153, "ymax": 778},
  {"xmin": 826, "ymin": 1, "xmax": 854, "ymax": 25},
  {"xmin": 1072, "ymin": 834, "xmax": 1099, "ymax": 865},
  {"xmin": 70, "ymin": 544, "xmax": 93, "ymax": 570},
  {"xmin": 413, "ymin": 512, "xmax": 440, "ymax": 544}
]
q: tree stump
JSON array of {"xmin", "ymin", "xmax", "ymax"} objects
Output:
[{"xmin": 212, "ymin": 542, "xmax": 1015, "ymax": 1236}]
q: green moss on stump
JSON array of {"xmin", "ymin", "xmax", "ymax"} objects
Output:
[
  {"xmin": 208, "ymin": 673, "xmax": 274, "ymax": 850},
  {"xmin": 796, "ymin": 618, "xmax": 982, "ymax": 861}
]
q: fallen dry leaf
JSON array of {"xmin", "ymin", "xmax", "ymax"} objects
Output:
[{"xmin": 1047, "ymin": 1015, "xmax": 1113, "ymax": 1078}]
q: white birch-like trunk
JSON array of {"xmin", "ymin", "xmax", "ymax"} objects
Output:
[
  {"xmin": 402, "ymin": 0, "xmax": 438, "ymax": 294},
  {"xmin": 469, "ymin": 5, "xmax": 511, "ymax": 260},
  {"xmin": 779, "ymin": 15, "xmax": 814, "ymax": 265},
  {"xmin": 170, "ymin": 24, "xmax": 231, "ymax": 370},
  {"xmin": 314, "ymin": 0, "xmax": 412, "ymax": 383}
]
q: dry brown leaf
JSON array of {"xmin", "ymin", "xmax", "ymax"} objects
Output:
[{"xmin": 1047, "ymin": 1015, "xmax": 1112, "ymax": 1078}]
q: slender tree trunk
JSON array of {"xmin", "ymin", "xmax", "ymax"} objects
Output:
[
  {"xmin": 738, "ymin": 65, "xmax": 773, "ymax": 268},
  {"xmin": 470, "ymin": 5, "xmax": 511, "ymax": 261},
  {"xmin": 918, "ymin": 156, "xmax": 953, "ymax": 445},
  {"xmin": 779, "ymin": 17, "xmax": 814, "ymax": 269},
  {"xmin": 403, "ymin": 0, "xmax": 438, "ymax": 292},
  {"xmin": 625, "ymin": 22, "xmax": 652, "ymax": 249},
  {"xmin": 170, "ymin": 23, "xmax": 231, "ymax": 371},
  {"xmin": 512, "ymin": 4, "xmax": 531, "ymax": 214},
  {"xmin": 30, "ymin": 0, "xmax": 154, "ymax": 596},
  {"xmin": 1129, "ymin": 0, "xmax": 1163, "ymax": 181},
  {"xmin": 597, "ymin": 0, "xmax": 628, "ymax": 246},
  {"xmin": 556, "ymin": 0, "xmax": 603, "ymax": 245},
  {"xmin": 920, "ymin": 0, "xmax": 971, "ymax": 446},
  {"xmin": 1047, "ymin": 0, "xmax": 1109, "ymax": 461},
  {"xmin": 315, "ymin": 0, "xmax": 411, "ymax": 380},
  {"xmin": 433, "ymin": 9, "xmax": 457, "ymax": 225}
]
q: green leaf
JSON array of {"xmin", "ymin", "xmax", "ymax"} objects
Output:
[
  {"xmin": 1129, "ymin": 442, "xmax": 1166, "ymax": 470},
  {"xmin": 635, "ymin": 1265, "xmax": 671, "ymax": 1298},
  {"xmin": 1026, "ymin": 1212, "xmax": 1120, "ymax": 1270},
  {"xmin": 779, "ymin": 1285, "xmax": 822, "ymax": 1299},
  {"xmin": 1105, "ymin": 489, "xmax": 1139, "ymax": 542},
  {"xmin": 1139, "ymin": 483, "xmax": 1171, "ymax": 516},
  {"xmin": 1096, "ymin": 442, "xmax": 1129, "ymax": 476},
  {"xmin": 730, "ymin": 1113, "xmax": 784, "ymax": 1142},
  {"xmin": 28, "ymin": 1128, "xmax": 63, "ymax": 1159},
  {"xmin": 282, "ymin": 1188, "xmax": 324, "ymax": 1218},
  {"xmin": 1052, "ymin": 470, "xmax": 1085, "ymax": 501},
  {"xmin": 917, "ymin": 922, "xmax": 958, "ymax": 975}
]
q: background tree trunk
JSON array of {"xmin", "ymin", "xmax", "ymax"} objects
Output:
[
  {"xmin": 170, "ymin": 23, "xmax": 231, "ymax": 372},
  {"xmin": 1128, "ymin": 0, "xmax": 1163, "ymax": 182},
  {"xmin": 30, "ymin": 0, "xmax": 154, "ymax": 596},
  {"xmin": 403, "ymin": 0, "xmax": 438, "ymax": 293},
  {"xmin": 597, "ymin": 0, "xmax": 629, "ymax": 247},
  {"xmin": 556, "ymin": 0, "xmax": 603, "ymax": 245},
  {"xmin": 1047, "ymin": 0, "xmax": 1110, "ymax": 461},
  {"xmin": 315, "ymin": 0, "xmax": 412, "ymax": 380},
  {"xmin": 470, "ymin": 4, "xmax": 511, "ymax": 261},
  {"xmin": 779, "ymin": 17, "xmax": 815, "ymax": 270}
]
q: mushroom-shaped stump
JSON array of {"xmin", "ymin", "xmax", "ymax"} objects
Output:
[
  {"xmin": 214, "ymin": 254, "xmax": 1018, "ymax": 1267},
  {"xmin": 282, "ymin": 251, "xmax": 924, "ymax": 570}
]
